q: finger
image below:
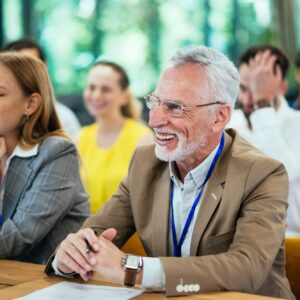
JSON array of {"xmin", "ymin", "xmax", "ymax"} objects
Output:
[
  {"xmin": 98, "ymin": 236, "xmax": 120, "ymax": 253},
  {"xmin": 79, "ymin": 228, "xmax": 100, "ymax": 252},
  {"xmin": 252, "ymin": 51, "xmax": 264, "ymax": 65},
  {"xmin": 58, "ymin": 250, "xmax": 89, "ymax": 275},
  {"xmin": 66, "ymin": 233, "xmax": 95, "ymax": 265},
  {"xmin": 264, "ymin": 55, "xmax": 277, "ymax": 72},
  {"xmin": 274, "ymin": 64, "xmax": 282, "ymax": 80},
  {"xmin": 79, "ymin": 269, "xmax": 90, "ymax": 281},
  {"xmin": 63, "ymin": 240, "xmax": 93, "ymax": 272},
  {"xmin": 100, "ymin": 228, "xmax": 117, "ymax": 242},
  {"xmin": 79, "ymin": 270, "xmax": 94, "ymax": 281},
  {"xmin": 67, "ymin": 232, "xmax": 98, "ymax": 266}
]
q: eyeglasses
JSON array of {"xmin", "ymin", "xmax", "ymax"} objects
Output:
[{"xmin": 144, "ymin": 94, "xmax": 225, "ymax": 117}]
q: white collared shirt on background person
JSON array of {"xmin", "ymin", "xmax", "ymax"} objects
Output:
[
  {"xmin": 56, "ymin": 102, "xmax": 81, "ymax": 140},
  {"xmin": 227, "ymin": 97, "xmax": 300, "ymax": 237}
]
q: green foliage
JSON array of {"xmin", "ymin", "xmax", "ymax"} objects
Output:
[{"xmin": 2, "ymin": 0, "xmax": 289, "ymax": 98}]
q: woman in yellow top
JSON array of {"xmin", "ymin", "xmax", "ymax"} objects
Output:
[{"xmin": 78, "ymin": 61, "xmax": 154, "ymax": 214}]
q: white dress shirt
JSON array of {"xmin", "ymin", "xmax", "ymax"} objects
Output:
[
  {"xmin": 56, "ymin": 102, "xmax": 81, "ymax": 140},
  {"xmin": 227, "ymin": 97, "xmax": 300, "ymax": 236}
]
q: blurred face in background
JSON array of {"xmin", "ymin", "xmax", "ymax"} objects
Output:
[
  {"xmin": 237, "ymin": 64, "xmax": 255, "ymax": 118},
  {"xmin": 0, "ymin": 62, "xmax": 30, "ymax": 138},
  {"xmin": 238, "ymin": 59, "xmax": 287, "ymax": 119},
  {"xmin": 83, "ymin": 65, "xmax": 128, "ymax": 119}
]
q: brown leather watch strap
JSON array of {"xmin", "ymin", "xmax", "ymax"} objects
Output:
[{"xmin": 124, "ymin": 268, "xmax": 137, "ymax": 287}]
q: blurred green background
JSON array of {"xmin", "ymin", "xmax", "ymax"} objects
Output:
[{"xmin": 0, "ymin": 0, "xmax": 299, "ymax": 124}]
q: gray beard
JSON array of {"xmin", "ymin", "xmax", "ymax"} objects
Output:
[{"xmin": 154, "ymin": 133, "xmax": 208, "ymax": 162}]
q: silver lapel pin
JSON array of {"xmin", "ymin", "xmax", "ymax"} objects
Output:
[{"xmin": 211, "ymin": 192, "xmax": 217, "ymax": 200}]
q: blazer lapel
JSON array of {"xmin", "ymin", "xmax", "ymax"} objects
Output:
[
  {"xmin": 190, "ymin": 132, "xmax": 232, "ymax": 256},
  {"xmin": 152, "ymin": 164, "xmax": 170, "ymax": 257},
  {"xmin": 3, "ymin": 157, "xmax": 33, "ymax": 221}
]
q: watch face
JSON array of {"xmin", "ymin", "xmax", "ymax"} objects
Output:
[{"xmin": 126, "ymin": 255, "xmax": 140, "ymax": 269}]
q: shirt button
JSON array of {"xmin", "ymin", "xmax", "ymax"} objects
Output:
[
  {"xmin": 194, "ymin": 284, "xmax": 200, "ymax": 292},
  {"xmin": 176, "ymin": 284, "xmax": 184, "ymax": 293},
  {"xmin": 183, "ymin": 284, "xmax": 189, "ymax": 292},
  {"xmin": 188, "ymin": 284, "xmax": 194, "ymax": 292}
]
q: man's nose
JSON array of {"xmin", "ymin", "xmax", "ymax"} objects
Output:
[
  {"xmin": 238, "ymin": 90, "xmax": 252, "ymax": 106},
  {"xmin": 244, "ymin": 90, "xmax": 253, "ymax": 105},
  {"xmin": 148, "ymin": 105, "xmax": 168, "ymax": 128}
]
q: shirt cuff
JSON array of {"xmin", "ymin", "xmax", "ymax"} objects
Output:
[
  {"xmin": 141, "ymin": 257, "xmax": 166, "ymax": 291},
  {"xmin": 52, "ymin": 255, "xmax": 77, "ymax": 278}
]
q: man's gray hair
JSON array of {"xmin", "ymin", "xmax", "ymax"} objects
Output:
[{"xmin": 169, "ymin": 45, "xmax": 239, "ymax": 107}]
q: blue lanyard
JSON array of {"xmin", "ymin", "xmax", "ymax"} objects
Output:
[
  {"xmin": 170, "ymin": 132, "xmax": 225, "ymax": 257},
  {"xmin": 0, "ymin": 214, "xmax": 3, "ymax": 226}
]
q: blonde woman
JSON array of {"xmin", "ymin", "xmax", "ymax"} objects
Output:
[
  {"xmin": 79, "ymin": 61, "xmax": 154, "ymax": 213},
  {"xmin": 0, "ymin": 52, "xmax": 89, "ymax": 263}
]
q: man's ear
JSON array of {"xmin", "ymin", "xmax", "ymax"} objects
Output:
[
  {"xmin": 24, "ymin": 93, "xmax": 42, "ymax": 117},
  {"xmin": 280, "ymin": 79, "xmax": 288, "ymax": 96},
  {"xmin": 211, "ymin": 104, "xmax": 231, "ymax": 133}
]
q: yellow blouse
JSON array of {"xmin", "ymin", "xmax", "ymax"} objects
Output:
[{"xmin": 78, "ymin": 119, "xmax": 152, "ymax": 213}]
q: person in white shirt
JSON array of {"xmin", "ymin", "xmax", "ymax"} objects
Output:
[
  {"xmin": 227, "ymin": 45, "xmax": 300, "ymax": 237},
  {"xmin": 45, "ymin": 45, "xmax": 294, "ymax": 299},
  {"xmin": 3, "ymin": 37, "xmax": 81, "ymax": 140}
]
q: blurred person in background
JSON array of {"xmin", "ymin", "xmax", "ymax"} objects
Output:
[
  {"xmin": 78, "ymin": 61, "xmax": 154, "ymax": 214},
  {"xmin": 293, "ymin": 50, "xmax": 300, "ymax": 110},
  {"xmin": 227, "ymin": 45, "xmax": 300, "ymax": 237},
  {"xmin": 3, "ymin": 37, "xmax": 81, "ymax": 140},
  {"xmin": 0, "ymin": 52, "xmax": 89, "ymax": 263}
]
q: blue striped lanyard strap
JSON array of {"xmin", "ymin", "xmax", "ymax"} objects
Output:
[{"xmin": 170, "ymin": 132, "xmax": 225, "ymax": 257}]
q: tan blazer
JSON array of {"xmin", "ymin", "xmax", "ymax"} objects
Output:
[{"xmin": 84, "ymin": 129, "xmax": 295, "ymax": 299}]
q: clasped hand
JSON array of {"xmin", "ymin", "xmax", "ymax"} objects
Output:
[
  {"xmin": 247, "ymin": 50, "xmax": 282, "ymax": 102},
  {"xmin": 56, "ymin": 227, "xmax": 125, "ymax": 283}
]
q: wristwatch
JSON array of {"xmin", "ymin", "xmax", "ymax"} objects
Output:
[
  {"xmin": 122, "ymin": 254, "xmax": 143, "ymax": 287},
  {"xmin": 253, "ymin": 98, "xmax": 274, "ymax": 110}
]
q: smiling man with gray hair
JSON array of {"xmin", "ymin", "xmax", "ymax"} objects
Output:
[{"xmin": 46, "ymin": 45, "xmax": 295, "ymax": 299}]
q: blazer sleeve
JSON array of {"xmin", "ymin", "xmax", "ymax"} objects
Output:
[
  {"xmin": 0, "ymin": 139, "xmax": 87, "ymax": 258},
  {"xmin": 160, "ymin": 160, "xmax": 289, "ymax": 296}
]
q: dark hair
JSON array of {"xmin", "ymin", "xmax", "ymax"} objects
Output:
[
  {"xmin": 93, "ymin": 61, "xmax": 130, "ymax": 89},
  {"xmin": 90, "ymin": 61, "xmax": 141, "ymax": 119},
  {"xmin": 3, "ymin": 37, "xmax": 46, "ymax": 62},
  {"xmin": 295, "ymin": 51, "xmax": 300, "ymax": 69},
  {"xmin": 239, "ymin": 45, "xmax": 289, "ymax": 78}
]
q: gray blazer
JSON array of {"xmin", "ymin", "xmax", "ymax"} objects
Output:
[{"xmin": 0, "ymin": 137, "xmax": 89, "ymax": 263}]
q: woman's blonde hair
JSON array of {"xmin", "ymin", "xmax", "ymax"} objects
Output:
[
  {"xmin": 92, "ymin": 61, "xmax": 142, "ymax": 120},
  {"xmin": 0, "ymin": 52, "xmax": 67, "ymax": 145}
]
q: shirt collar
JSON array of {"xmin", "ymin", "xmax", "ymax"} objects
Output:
[
  {"xmin": 7, "ymin": 144, "xmax": 39, "ymax": 165},
  {"xmin": 169, "ymin": 140, "xmax": 221, "ymax": 189},
  {"xmin": 276, "ymin": 96, "xmax": 290, "ymax": 125}
]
